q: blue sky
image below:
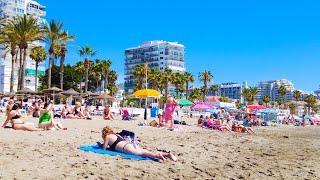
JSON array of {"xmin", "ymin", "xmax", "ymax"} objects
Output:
[{"xmin": 40, "ymin": 0, "xmax": 320, "ymax": 92}]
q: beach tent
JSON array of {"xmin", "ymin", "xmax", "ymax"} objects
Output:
[{"xmin": 177, "ymin": 99, "xmax": 193, "ymax": 107}]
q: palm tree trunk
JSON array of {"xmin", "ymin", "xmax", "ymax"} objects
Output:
[
  {"xmin": 104, "ymin": 70, "xmax": 108, "ymax": 92},
  {"xmin": 85, "ymin": 67, "xmax": 89, "ymax": 93},
  {"xmin": 21, "ymin": 48, "xmax": 27, "ymax": 90},
  {"xmin": 185, "ymin": 81, "xmax": 189, "ymax": 99},
  {"xmin": 35, "ymin": 63, "xmax": 38, "ymax": 92},
  {"xmin": 60, "ymin": 54, "xmax": 65, "ymax": 90},
  {"xmin": 48, "ymin": 53, "xmax": 53, "ymax": 88},
  {"xmin": 18, "ymin": 47, "xmax": 23, "ymax": 90},
  {"xmin": 10, "ymin": 53, "xmax": 16, "ymax": 93}
]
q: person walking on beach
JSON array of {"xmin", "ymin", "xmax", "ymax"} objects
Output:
[{"xmin": 163, "ymin": 95, "xmax": 178, "ymax": 129}]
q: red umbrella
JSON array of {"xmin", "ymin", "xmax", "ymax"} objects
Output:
[{"xmin": 247, "ymin": 104, "xmax": 265, "ymax": 110}]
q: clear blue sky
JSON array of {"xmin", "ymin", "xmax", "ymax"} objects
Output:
[{"xmin": 40, "ymin": 0, "xmax": 320, "ymax": 92}]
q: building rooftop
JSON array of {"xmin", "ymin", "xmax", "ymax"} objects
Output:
[{"xmin": 126, "ymin": 40, "xmax": 184, "ymax": 50}]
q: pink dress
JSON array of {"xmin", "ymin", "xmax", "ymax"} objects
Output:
[{"xmin": 163, "ymin": 102, "xmax": 177, "ymax": 122}]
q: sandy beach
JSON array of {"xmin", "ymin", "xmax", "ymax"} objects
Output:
[{"xmin": 0, "ymin": 116, "xmax": 320, "ymax": 180}]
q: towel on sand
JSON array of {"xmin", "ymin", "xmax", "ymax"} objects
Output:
[{"xmin": 78, "ymin": 145, "xmax": 158, "ymax": 161}]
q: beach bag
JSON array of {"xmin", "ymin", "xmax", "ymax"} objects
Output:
[
  {"xmin": 118, "ymin": 130, "xmax": 138, "ymax": 147},
  {"xmin": 149, "ymin": 120, "xmax": 159, "ymax": 127}
]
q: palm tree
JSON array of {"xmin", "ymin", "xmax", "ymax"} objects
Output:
[
  {"xmin": 293, "ymin": 90, "xmax": 302, "ymax": 102},
  {"xmin": 0, "ymin": 20, "xmax": 19, "ymax": 92},
  {"xmin": 29, "ymin": 46, "xmax": 47, "ymax": 91},
  {"xmin": 9, "ymin": 15, "xmax": 44, "ymax": 90},
  {"xmin": 74, "ymin": 61, "xmax": 85, "ymax": 93},
  {"xmin": 209, "ymin": 85, "xmax": 220, "ymax": 96},
  {"xmin": 288, "ymin": 102, "xmax": 297, "ymax": 115},
  {"xmin": 278, "ymin": 85, "xmax": 287, "ymax": 106},
  {"xmin": 184, "ymin": 72, "xmax": 194, "ymax": 99},
  {"xmin": 242, "ymin": 87, "xmax": 259, "ymax": 105},
  {"xmin": 189, "ymin": 88, "xmax": 204, "ymax": 102},
  {"xmin": 133, "ymin": 64, "xmax": 147, "ymax": 91},
  {"xmin": 45, "ymin": 20, "xmax": 63, "ymax": 88},
  {"xmin": 171, "ymin": 72, "xmax": 185, "ymax": 98},
  {"xmin": 148, "ymin": 68, "xmax": 161, "ymax": 90},
  {"xmin": 99, "ymin": 59, "xmax": 112, "ymax": 92},
  {"xmin": 107, "ymin": 70, "xmax": 118, "ymax": 95},
  {"xmin": 79, "ymin": 45, "xmax": 96, "ymax": 93},
  {"xmin": 162, "ymin": 68, "xmax": 173, "ymax": 98},
  {"xmin": 59, "ymin": 31, "xmax": 74, "ymax": 90},
  {"xmin": 199, "ymin": 70, "xmax": 213, "ymax": 98},
  {"xmin": 304, "ymin": 94, "xmax": 317, "ymax": 115},
  {"xmin": 262, "ymin": 95, "xmax": 271, "ymax": 107}
]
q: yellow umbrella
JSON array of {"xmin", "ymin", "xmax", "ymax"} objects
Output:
[{"xmin": 132, "ymin": 89, "xmax": 161, "ymax": 98}]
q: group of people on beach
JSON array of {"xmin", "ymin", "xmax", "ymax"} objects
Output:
[
  {"xmin": 197, "ymin": 112, "xmax": 256, "ymax": 134},
  {"xmin": 2, "ymin": 97, "xmax": 64, "ymax": 131},
  {"xmin": 0, "ymin": 96, "xmax": 178, "ymax": 162}
]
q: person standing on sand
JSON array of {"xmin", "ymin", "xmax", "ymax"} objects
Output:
[{"xmin": 163, "ymin": 95, "xmax": 178, "ymax": 129}]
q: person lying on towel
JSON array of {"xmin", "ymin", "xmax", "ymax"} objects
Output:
[{"xmin": 101, "ymin": 126, "xmax": 177, "ymax": 162}]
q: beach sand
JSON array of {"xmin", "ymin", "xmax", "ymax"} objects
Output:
[{"xmin": 0, "ymin": 116, "xmax": 320, "ymax": 179}]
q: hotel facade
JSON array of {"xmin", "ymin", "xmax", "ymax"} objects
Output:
[
  {"xmin": 124, "ymin": 40, "xmax": 185, "ymax": 94},
  {"xmin": 0, "ymin": 0, "xmax": 46, "ymax": 92},
  {"xmin": 256, "ymin": 79, "xmax": 295, "ymax": 102}
]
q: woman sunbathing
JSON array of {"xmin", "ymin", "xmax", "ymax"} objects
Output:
[
  {"xmin": 61, "ymin": 103, "xmax": 75, "ymax": 119},
  {"xmin": 39, "ymin": 102, "xmax": 64, "ymax": 130},
  {"xmin": 103, "ymin": 105, "xmax": 115, "ymax": 120},
  {"xmin": 73, "ymin": 102, "xmax": 91, "ymax": 120},
  {"xmin": 2, "ymin": 103, "xmax": 43, "ymax": 131},
  {"xmin": 232, "ymin": 121, "xmax": 254, "ymax": 135},
  {"xmin": 101, "ymin": 126, "xmax": 177, "ymax": 162}
]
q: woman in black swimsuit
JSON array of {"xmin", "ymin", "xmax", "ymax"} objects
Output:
[
  {"xmin": 2, "ymin": 103, "xmax": 43, "ymax": 131},
  {"xmin": 101, "ymin": 126, "xmax": 177, "ymax": 162}
]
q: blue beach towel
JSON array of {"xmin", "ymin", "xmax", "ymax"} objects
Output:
[{"xmin": 78, "ymin": 145, "xmax": 158, "ymax": 161}]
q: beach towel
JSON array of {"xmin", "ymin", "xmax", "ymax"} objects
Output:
[{"xmin": 78, "ymin": 145, "xmax": 158, "ymax": 161}]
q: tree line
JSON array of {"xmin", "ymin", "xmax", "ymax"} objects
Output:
[{"xmin": 0, "ymin": 15, "xmax": 117, "ymax": 93}]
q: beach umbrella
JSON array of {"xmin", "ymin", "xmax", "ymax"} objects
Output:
[
  {"xmin": 97, "ymin": 92, "xmax": 115, "ymax": 106},
  {"xmin": 247, "ymin": 104, "xmax": 265, "ymax": 110},
  {"xmin": 191, "ymin": 102, "xmax": 213, "ymax": 110},
  {"xmin": 177, "ymin": 99, "xmax": 193, "ymax": 107},
  {"xmin": 42, "ymin": 87, "xmax": 63, "ymax": 102},
  {"xmin": 132, "ymin": 89, "xmax": 162, "ymax": 122},
  {"xmin": 83, "ymin": 91, "xmax": 99, "ymax": 97},
  {"xmin": 42, "ymin": 87, "xmax": 63, "ymax": 94},
  {"xmin": 61, "ymin": 88, "xmax": 80, "ymax": 96},
  {"xmin": 97, "ymin": 92, "xmax": 115, "ymax": 100},
  {"xmin": 17, "ymin": 87, "xmax": 36, "ymax": 95},
  {"xmin": 132, "ymin": 89, "xmax": 161, "ymax": 98}
]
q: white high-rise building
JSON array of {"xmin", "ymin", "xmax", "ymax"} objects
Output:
[
  {"xmin": 0, "ymin": 0, "xmax": 46, "ymax": 93},
  {"xmin": 124, "ymin": 40, "xmax": 185, "ymax": 94},
  {"xmin": 256, "ymin": 79, "xmax": 295, "ymax": 102}
]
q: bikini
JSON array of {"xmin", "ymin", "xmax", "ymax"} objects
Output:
[
  {"xmin": 74, "ymin": 108, "xmax": 81, "ymax": 115},
  {"xmin": 109, "ymin": 135, "xmax": 130, "ymax": 152},
  {"xmin": 11, "ymin": 114, "xmax": 23, "ymax": 127}
]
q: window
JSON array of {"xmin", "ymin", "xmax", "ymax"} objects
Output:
[
  {"xmin": 160, "ymin": 57, "xmax": 163, "ymax": 60},
  {"xmin": 160, "ymin": 52, "xmax": 163, "ymax": 54}
]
